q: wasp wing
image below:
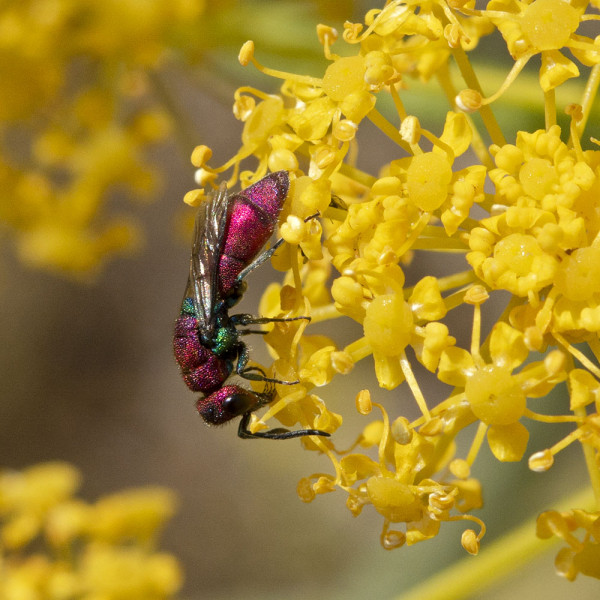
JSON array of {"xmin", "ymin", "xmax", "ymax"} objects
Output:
[{"xmin": 186, "ymin": 182, "xmax": 232, "ymax": 341}]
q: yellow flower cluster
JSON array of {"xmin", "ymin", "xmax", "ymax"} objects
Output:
[
  {"xmin": 0, "ymin": 0, "xmax": 205, "ymax": 276},
  {"xmin": 185, "ymin": 0, "xmax": 600, "ymax": 579},
  {"xmin": 0, "ymin": 462, "xmax": 181, "ymax": 598}
]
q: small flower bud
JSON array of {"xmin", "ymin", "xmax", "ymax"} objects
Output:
[
  {"xmin": 280, "ymin": 215, "xmax": 307, "ymax": 245},
  {"xmin": 333, "ymin": 119, "xmax": 358, "ymax": 142},
  {"xmin": 400, "ymin": 116, "xmax": 421, "ymax": 145},
  {"xmin": 524, "ymin": 326, "xmax": 544, "ymax": 351},
  {"xmin": 456, "ymin": 89, "xmax": 483, "ymax": 113},
  {"xmin": 461, "ymin": 529, "xmax": 480, "ymax": 555},
  {"xmin": 190, "ymin": 145, "xmax": 212, "ymax": 168},
  {"xmin": 331, "ymin": 351, "xmax": 354, "ymax": 374},
  {"xmin": 238, "ymin": 40, "xmax": 254, "ymax": 66},
  {"xmin": 183, "ymin": 189, "xmax": 205, "ymax": 207},
  {"xmin": 450, "ymin": 459, "xmax": 471, "ymax": 479},
  {"xmin": 356, "ymin": 389, "xmax": 372, "ymax": 415},
  {"xmin": 313, "ymin": 145, "xmax": 337, "ymax": 169},
  {"xmin": 371, "ymin": 176, "xmax": 402, "ymax": 196},
  {"xmin": 544, "ymin": 350, "xmax": 566, "ymax": 378},
  {"xmin": 297, "ymin": 478, "xmax": 316, "ymax": 502},
  {"xmin": 317, "ymin": 24, "xmax": 338, "ymax": 46},
  {"xmin": 528, "ymin": 449, "xmax": 554, "ymax": 472},
  {"xmin": 391, "ymin": 417, "xmax": 413, "ymax": 444},
  {"xmin": 268, "ymin": 148, "xmax": 299, "ymax": 172},
  {"xmin": 464, "ymin": 285, "xmax": 489, "ymax": 305}
]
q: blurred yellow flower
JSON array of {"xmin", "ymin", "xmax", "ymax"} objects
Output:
[
  {"xmin": 0, "ymin": 462, "xmax": 181, "ymax": 599},
  {"xmin": 537, "ymin": 508, "xmax": 600, "ymax": 580},
  {"xmin": 0, "ymin": 0, "xmax": 209, "ymax": 275}
]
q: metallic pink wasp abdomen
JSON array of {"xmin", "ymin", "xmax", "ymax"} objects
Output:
[{"xmin": 218, "ymin": 170, "xmax": 289, "ymax": 297}]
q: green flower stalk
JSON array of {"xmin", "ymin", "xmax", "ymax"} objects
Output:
[{"xmin": 185, "ymin": 0, "xmax": 600, "ymax": 581}]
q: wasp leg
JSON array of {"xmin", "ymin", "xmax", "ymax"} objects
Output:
[
  {"xmin": 239, "ymin": 366, "xmax": 300, "ymax": 386},
  {"xmin": 235, "ymin": 212, "xmax": 320, "ymax": 283},
  {"xmin": 231, "ymin": 313, "xmax": 311, "ymax": 327},
  {"xmin": 233, "ymin": 347, "xmax": 300, "ymax": 386},
  {"xmin": 238, "ymin": 329, "xmax": 268, "ymax": 336},
  {"xmin": 237, "ymin": 412, "xmax": 331, "ymax": 440}
]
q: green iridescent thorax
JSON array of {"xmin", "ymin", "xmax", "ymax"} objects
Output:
[{"xmin": 212, "ymin": 326, "xmax": 238, "ymax": 356}]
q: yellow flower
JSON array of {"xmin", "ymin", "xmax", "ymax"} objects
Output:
[
  {"xmin": 183, "ymin": 0, "xmax": 600, "ymax": 582},
  {"xmin": 460, "ymin": 0, "xmax": 599, "ymax": 100},
  {"xmin": 468, "ymin": 125, "xmax": 600, "ymax": 340},
  {"xmin": 299, "ymin": 398, "xmax": 485, "ymax": 550}
]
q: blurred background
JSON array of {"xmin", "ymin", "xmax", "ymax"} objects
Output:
[{"xmin": 1, "ymin": 1, "xmax": 598, "ymax": 598}]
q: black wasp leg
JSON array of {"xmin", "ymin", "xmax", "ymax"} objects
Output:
[
  {"xmin": 235, "ymin": 212, "xmax": 320, "ymax": 283},
  {"xmin": 233, "ymin": 343, "xmax": 301, "ymax": 386},
  {"xmin": 238, "ymin": 329, "xmax": 268, "ymax": 336},
  {"xmin": 230, "ymin": 313, "xmax": 311, "ymax": 327},
  {"xmin": 237, "ymin": 412, "xmax": 331, "ymax": 440},
  {"xmin": 239, "ymin": 365, "xmax": 300, "ymax": 386}
]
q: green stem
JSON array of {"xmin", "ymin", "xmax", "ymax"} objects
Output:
[
  {"xmin": 337, "ymin": 162, "xmax": 377, "ymax": 188},
  {"xmin": 435, "ymin": 63, "xmax": 494, "ymax": 170},
  {"xmin": 367, "ymin": 108, "xmax": 412, "ymax": 153},
  {"xmin": 574, "ymin": 406, "xmax": 600, "ymax": 507},
  {"xmin": 451, "ymin": 46, "xmax": 506, "ymax": 148},
  {"xmin": 544, "ymin": 88, "xmax": 556, "ymax": 130},
  {"xmin": 396, "ymin": 487, "xmax": 595, "ymax": 600},
  {"xmin": 577, "ymin": 63, "xmax": 600, "ymax": 139}
]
